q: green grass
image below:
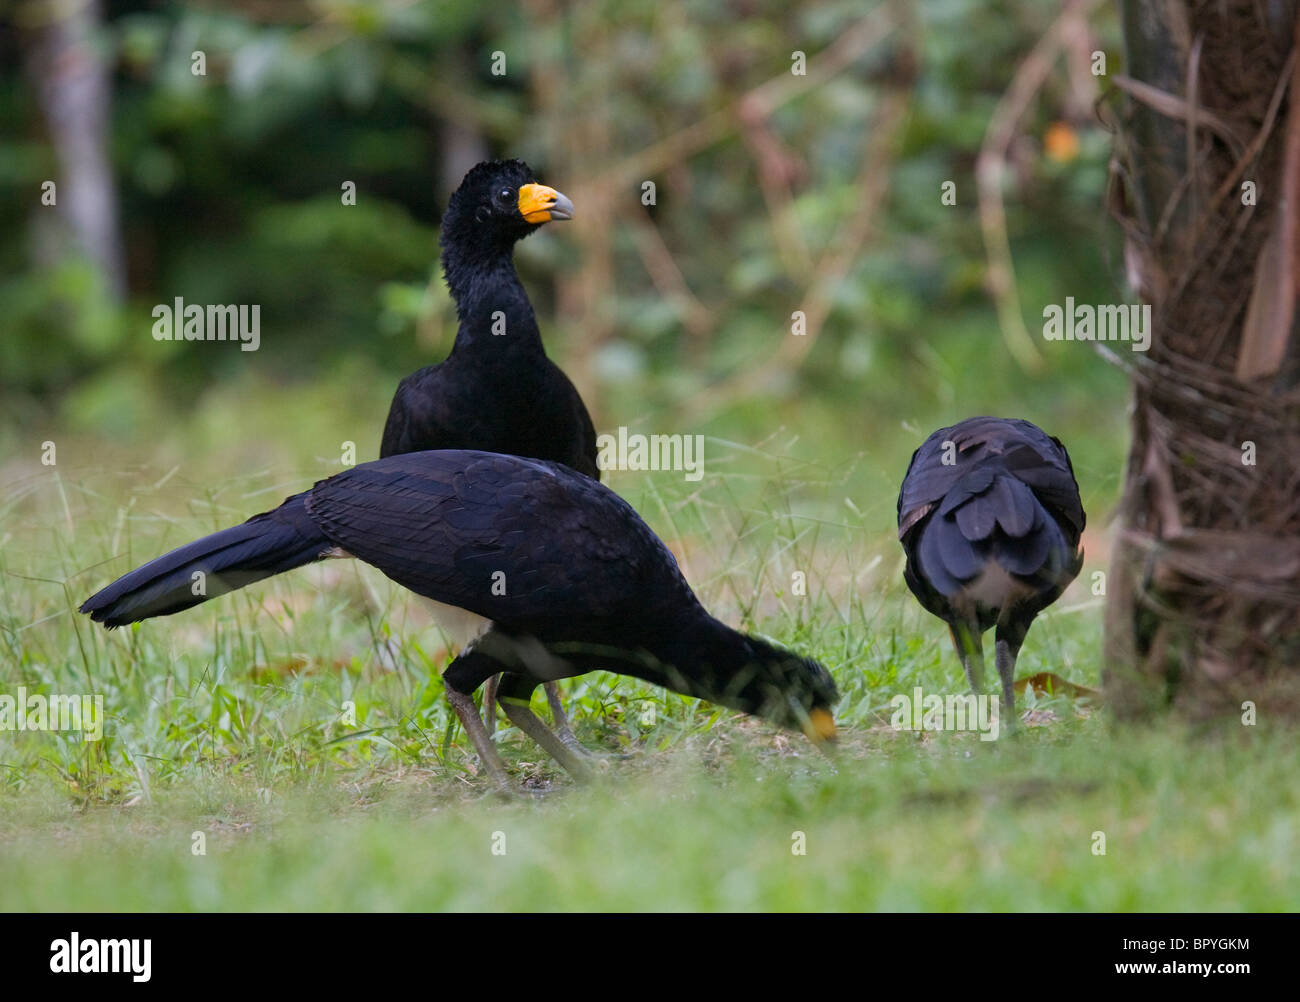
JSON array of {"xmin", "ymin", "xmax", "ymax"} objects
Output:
[
  {"xmin": 2, "ymin": 372, "xmax": 1293, "ymax": 911},
  {"xmin": 2, "ymin": 720, "xmax": 1294, "ymax": 910}
]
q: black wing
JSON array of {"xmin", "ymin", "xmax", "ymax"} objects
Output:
[
  {"xmin": 897, "ymin": 416, "xmax": 1085, "ymax": 617},
  {"xmin": 379, "ymin": 360, "xmax": 600, "ymax": 480},
  {"xmin": 379, "ymin": 364, "xmax": 446, "ymax": 459},
  {"xmin": 549, "ymin": 361, "xmax": 600, "ymax": 479},
  {"xmin": 306, "ymin": 450, "xmax": 686, "ymax": 624},
  {"xmin": 898, "ymin": 416, "xmax": 1084, "ymax": 540}
]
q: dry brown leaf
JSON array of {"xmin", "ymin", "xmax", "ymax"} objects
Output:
[
  {"xmin": 1013, "ymin": 671, "xmax": 1102, "ymax": 701},
  {"xmin": 1237, "ymin": 33, "xmax": 1300, "ymax": 380},
  {"xmin": 1236, "ymin": 210, "xmax": 1295, "ymax": 380}
]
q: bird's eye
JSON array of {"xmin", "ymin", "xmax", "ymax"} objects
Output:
[{"xmin": 498, "ymin": 187, "xmax": 514, "ymax": 202}]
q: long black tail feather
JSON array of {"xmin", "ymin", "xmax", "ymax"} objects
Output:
[{"xmin": 79, "ymin": 492, "xmax": 330, "ymax": 628}]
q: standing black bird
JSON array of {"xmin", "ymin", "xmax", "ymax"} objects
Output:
[
  {"xmin": 897, "ymin": 417, "xmax": 1085, "ymax": 717},
  {"xmin": 80, "ymin": 450, "xmax": 838, "ymax": 789},
  {"xmin": 380, "ymin": 160, "xmax": 595, "ymax": 473},
  {"xmin": 380, "ymin": 160, "xmax": 597, "ymax": 741}
]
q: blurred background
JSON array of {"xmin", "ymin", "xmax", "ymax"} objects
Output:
[
  {"xmin": 0, "ymin": 0, "xmax": 1137, "ymax": 683},
  {"xmin": 2, "ymin": 0, "xmax": 1127, "ymax": 490},
  {"xmin": 6, "ymin": 3, "xmax": 1299, "ymax": 914}
]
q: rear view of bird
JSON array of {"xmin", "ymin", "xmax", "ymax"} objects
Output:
[
  {"xmin": 380, "ymin": 159, "xmax": 597, "ymax": 740},
  {"xmin": 897, "ymin": 416, "xmax": 1085, "ymax": 717},
  {"xmin": 80, "ymin": 450, "xmax": 839, "ymax": 790}
]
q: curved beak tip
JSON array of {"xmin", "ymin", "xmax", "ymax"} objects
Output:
[{"xmin": 547, "ymin": 191, "xmax": 574, "ymax": 221}]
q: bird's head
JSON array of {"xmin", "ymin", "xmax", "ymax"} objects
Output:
[
  {"xmin": 747, "ymin": 639, "xmax": 840, "ymax": 744},
  {"xmin": 442, "ymin": 159, "xmax": 573, "ymax": 253},
  {"xmin": 680, "ymin": 628, "xmax": 840, "ymax": 745}
]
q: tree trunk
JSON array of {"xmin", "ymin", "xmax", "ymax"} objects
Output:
[
  {"xmin": 27, "ymin": 0, "xmax": 125, "ymax": 300},
  {"xmin": 1105, "ymin": 0, "xmax": 1300, "ymax": 717}
]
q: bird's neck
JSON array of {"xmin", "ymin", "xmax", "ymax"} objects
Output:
[
  {"xmin": 443, "ymin": 245, "xmax": 546, "ymax": 356},
  {"xmin": 546, "ymin": 611, "xmax": 799, "ymax": 726},
  {"xmin": 645, "ymin": 613, "xmax": 764, "ymax": 710}
]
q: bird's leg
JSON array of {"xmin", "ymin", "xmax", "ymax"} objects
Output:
[
  {"xmin": 949, "ymin": 622, "xmax": 985, "ymax": 694},
  {"xmin": 482, "ymin": 674, "xmax": 501, "ymax": 734},
  {"xmin": 993, "ymin": 621, "xmax": 1027, "ymax": 723},
  {"xmin": 498, "ymin": 673, "xmax": 594, "ymax": 783},
  {"xmin": 446, "ymin": 687, "xmax": 511, "ymax": 792},
  {"xmin": 443, "ymin": 648, "xmax": 514, "ymax": 791},
  {"xmin": 542, "ymin": 681, "xmax": 582, "ymax": 751}
]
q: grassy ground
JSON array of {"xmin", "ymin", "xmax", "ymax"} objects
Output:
[
  {"xmin": 2, "ymin": 719, "xmax": 1294, "ymax": 911},
  {"xmin": 2, "ymin": 371, "xmax": 1294, "ymax": 911}
]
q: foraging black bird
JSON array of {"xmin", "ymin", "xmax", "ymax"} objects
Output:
[
  {"xmin": 379, "ymin": 159, "xmax": 598, "ymax": 740},
  {"xmin": 897, "ymin": 417, "xmax": 1085, "ymax": 716},
  {"xmin": 80, "ymin": 450, "xmax": 838, "ymax": 789}
]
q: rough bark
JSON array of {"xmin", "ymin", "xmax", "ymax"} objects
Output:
[{"xmin": 1105, "ymin": 0, "xmax": 1300, "ymax": 717}]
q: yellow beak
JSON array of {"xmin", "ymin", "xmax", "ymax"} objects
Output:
[
  {"xmin": 804, "ymin": 707, "xmax": 838, "ymax": 743},
  {"xmin": 518, "ymin": 183, "xmax": 574, "ymax": 224}
]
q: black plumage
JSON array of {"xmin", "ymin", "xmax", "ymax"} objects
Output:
[
  {"xmin": 81, "ymin": 450, "xmax": 839, "ymax": 788},
  {"xmin": 897, "ymin": 416, "xmax": 1085, "ymax": 716},
  {"xmin": 379, "ymin": 160, "xmax": 597, "ymax": 477},
  {"xmin": 78, "ymin": 492, "xmax": 323, "ymax": 625},
  {"xmin": 379, "ymin": 159, "xmax": 596, "ymax": 742}
]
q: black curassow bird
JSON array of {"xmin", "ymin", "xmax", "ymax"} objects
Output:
[
  {"xmin": 80, "ymin": 450, "xmax": 839, "ymax": 789},
  {"xmin": 897, "ymin": 417, "xmax": 1085, "ymax": 717},
  {"xmin": 380, "ymin": 160, "xmax": 598, "ymax": 743}
]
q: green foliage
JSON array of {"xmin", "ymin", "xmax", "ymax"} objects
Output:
[{"xmin": 2, "ymin": 0, "xmax": 1128, "ymax": 444}]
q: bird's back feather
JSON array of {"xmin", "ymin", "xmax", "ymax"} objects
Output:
[{"xmin": 898, "ymin": 416, "xmax": 1084, "ymax": 628}]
